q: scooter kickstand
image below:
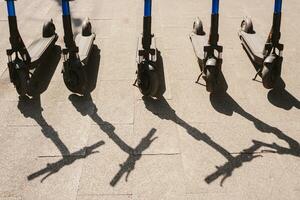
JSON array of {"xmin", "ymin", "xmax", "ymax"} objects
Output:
[
  {"xmin": 133, "ymin": 78, "xmax": 138, "ymax": 87},
  {"xmin": 195, "ymin": 71, "xmax": 203, "ymax": 83},
  {"xmin": 252, "ymin": 69, "xmax": 262, "ymax": 81}
]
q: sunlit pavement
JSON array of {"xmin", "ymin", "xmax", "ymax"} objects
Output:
[{"xmin": 0, "ymin": 0, "xmax": 299, "ymax": 199}]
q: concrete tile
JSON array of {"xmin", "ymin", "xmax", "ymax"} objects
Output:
[
  {"xmin": 131, "ymin": 155, "xmax": 186, "ymax": 200},
  {"xmin": 77, "ymin": 125, "xmax": 134, "ymax": 195},
  {"xmin": 133, "ymin": 100, "xmax": 181, "ymax": 155},
  {"xmin": 93, "ymin": 80, "xmax": 134, "ymax": 125},
  {"xmin": 77, "ymin": 195, "xmax": 132, "ymax": 200}
]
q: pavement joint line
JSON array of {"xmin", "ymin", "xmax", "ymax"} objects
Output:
[{"xmin": 77, "ymin": 193, "xmax": 133, "ymax": 197}]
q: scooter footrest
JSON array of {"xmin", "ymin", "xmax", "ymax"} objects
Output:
[
  {"xmin": 75, "ymin": 33, "xmax": 96, "ymax": 65},
  {"xmin": 190, "ymin": 33, "xmax": 208, "ymax": 61},
  {"xmin": 27, "ymin": 35, "xmax": 57, "ymax": 64},
  {"xmin": 239, "ymin": 31, "xmax": 265, "ymax": 64}
]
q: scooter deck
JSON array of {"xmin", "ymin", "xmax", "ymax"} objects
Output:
[
  {"xmin": 136, "ymin": 35, "xmax": 157, "ymax": 64},
  {"xmin": 239, "ymin": 31, "xmax": 265, "ymax": 65},
  {"xmin": 75, "ymin": 33, "xmax": 96, "ymax": 65},
  {"xmin": 28, "ymin": 35, "xmax": 58, "ymax": 64},
  {"xmin": 190, "ymin": 33, "xmax": 208, "ymax": 61}
]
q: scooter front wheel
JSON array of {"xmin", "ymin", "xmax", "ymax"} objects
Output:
[
  {"xmin": 63, "ymin": 67, "xmax": 88, "ymax": 94},
  {"xmin": 138, "ymin": 66, "xmax": 160, "ymax": 97},
  {"xmin": 204, "ymin": 67, "xmax": 217, "ymax": 93},
  {"xmin": 262, "ymin": 65, "xmax": 278, "ymax": 89}
]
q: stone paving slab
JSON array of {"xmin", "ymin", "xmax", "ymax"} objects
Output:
[{"xmin": 0, "ymin": 0, "xmax": 299, "ymax": 199}]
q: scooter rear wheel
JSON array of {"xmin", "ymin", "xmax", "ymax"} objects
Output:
[
  {"xmin": 138, "ymin": 64, "xmax": 160, "ymax": 97},
  {"xmin": 241, "ymin": 18, "xmax": 254, "ymax": 33}
]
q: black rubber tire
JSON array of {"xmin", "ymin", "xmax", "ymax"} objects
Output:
[
  {"xmin": 14, "ymin": 69, "xmax": 29, "ymax": 97},
  {"xmin": 63, "ymin": 67, "xmax": 88, "ymax": 94},
  {"xmin": 262, "ymin": 65, "xmax": 278, "ymax": 89},
  {"xmin": 138, "ymin": 66, "xmax": 160, "ymax": 97},
  {"xmin": 204, "ymin": 67, "xmax": 217, "ymax": 93}
]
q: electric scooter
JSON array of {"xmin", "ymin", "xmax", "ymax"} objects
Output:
[
  {"xmin": 61, "ymin": 0, "xmax": 96, "ymax": 94},
  {"xmin": 238, "ymin": 0, "xmax": 284, "ymax": 89},
  {"xmin": 190, "ymin": 0, "xmax": 223, "ymax": 93},
  {"xmin": 134, "ymin": 0, "xmax": 160, "ymax": 97},
  {"xmin": 5, "ymin": 0, "xmax": 58, "ymax": 97}
]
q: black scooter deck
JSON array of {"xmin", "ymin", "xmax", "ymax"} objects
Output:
[
  {"xmin": 239, "ymin": 31, "xmax": 265, "ymax": 65},
  {"xmin": 27, "ymin": 35, "xmax": 58, "ymax": 64},
  {"xmin": 136, "ymin": 35, "xmax": 157, "ymax": 64},
  {"xmin": 75, "ymin": 33, "xmax": 96, "ymax": 65}
]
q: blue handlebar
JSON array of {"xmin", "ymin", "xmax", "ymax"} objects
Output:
[
  {"xmin": 144, "ymin": 0, "xmax": 152, "ymax": 17},
  {"xmin": 212, "ymin": 0, "xmax": 219, "ymax": 15},
  {"xmin": 6, "ymin": 0, "xmax": 16, "ymax": 16},
  {"xmin": 274, "ymin": 0, "xmax": 282, "ymax": 14},
  {"xmin": 62, "ymin": 0, "xmax": 71, "ymax": 16}
]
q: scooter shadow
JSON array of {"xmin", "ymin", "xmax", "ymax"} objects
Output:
[
  {"xmin": 85, "ymin": 45, "xmax": 101, "ymax": 93},
  {"xmin": 30, "ymin": 45, "xmax": 61, "ymax": 95},
  {"xmin": 68, "ymin": 94, "xmax": 158, "ymax": 187},
  {"xmin": 17, "ymin": 96, "xmax": 105, "ymax": 182},
  {"xmin": 267, "ymin": 78, "xmax": 300, "ymax": 110}
]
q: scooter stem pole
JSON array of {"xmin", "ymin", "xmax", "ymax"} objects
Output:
[
  {"xmin": 6, "ymin": 0, "xmax": 18, "ymax": 36},
  {"xmin": 209, "ymin": 0, "xmax": 219, "ymax": 46},
  {"xmin": 142, "ymin": 0, "xmax": 152, "ymax": 50},
  {"xmin": 61, "ymin": 0, "xmax": 77, "ymax": 51},
  {"xmin": 272, "ymin": 0, "xmax": 282, "ymax": 44}
]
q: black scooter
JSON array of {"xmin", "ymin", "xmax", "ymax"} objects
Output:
[
  {"xmin": 5, "ymin": 0, "xmax": 58, "ymax": 97},
  {"xmin": 134, "ymin": 0, "xmax": 160, "ymax": 97},
  {"xmin": 190, "ymin": 0, "xmax": 223, "ymax": 93},
  {"xmin": 238, "ymin": 0, "xmax": 284, "ymax": 89},
  {"xmin": 61, "ymin": 0, "xmax": 96, "ymax": 94}
]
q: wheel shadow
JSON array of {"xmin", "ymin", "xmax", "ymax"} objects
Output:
[
  {"xmin": 267, "ymin": 78, "xmax": 300, "ymax": 110},
  {"xmin": 68, "ymin": 94, "xmax": 157, "ymax": 186},
  {"xmin": 17, "ymin": 96, "xmax": 104, "ymax": 182},
  {"xmin": 208, "ymin": 92, "xmax": 300, "ymax": 185}
]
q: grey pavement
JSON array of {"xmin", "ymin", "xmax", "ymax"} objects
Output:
[{"xmin": 0, "ymin": 0, "xmax": 299, "ymax": 199}]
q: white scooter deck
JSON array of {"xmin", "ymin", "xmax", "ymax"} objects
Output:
[
  {"xmin": 75, "ymin": 33, "xmax": 96, "ymax": 65},
  {"xmin": 239, "ymin": 31, "xmax": 265, "ymax": 65},
  {"xmin": 28, "ymin": 35, "xmax": 58, "ymax": 64}
]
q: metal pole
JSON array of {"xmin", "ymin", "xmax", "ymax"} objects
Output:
[{"xmin": 142, "ymin": 0, "xmax": 152, "ymax": 50}]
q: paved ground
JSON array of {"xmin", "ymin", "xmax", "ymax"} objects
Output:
[{"xmin": 0, "ymin": 0, "xmax": 299, "ymax": 199}]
